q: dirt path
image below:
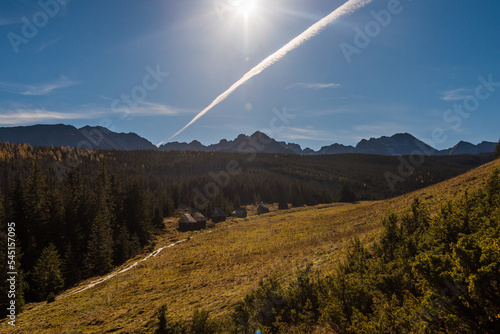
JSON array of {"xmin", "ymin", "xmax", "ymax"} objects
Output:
[{"xmin": 57, "ymin": 238, "xmax": 187, "ymax": 300}]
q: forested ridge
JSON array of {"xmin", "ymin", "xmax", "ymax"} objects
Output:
[{"xmin": 0, "ymin": 142, "xmax": 494, "ymax": 317}]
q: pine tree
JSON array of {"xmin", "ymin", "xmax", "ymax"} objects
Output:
[
  {"xmin": 63, "ymin": 244, "xmax": 81, "ymax": 288},
  {"xmin": 153, "ymin": 208, "xmax": 164, "ymax": 228},
  {"xmin": 31, "ymin": 244, "xmax": 64, "ymax": 301},
  {"xmin": 379, "ymin": 213, "xmax": 401, "ymax": 262},
  {"xmin": 62, "ymin": 167, "xmax": 90, "ymax": 285},
  {"xmin": 320, "ymin": 187, "xmax": 332, "ymax": 204},
  {"xmin": 162, "ymin": 195, "xmax": 175, "ymax": 217},
  {"xmin": 85, "ymin": 196, "xmax": 114, "ymax": 276},
  {"xmin": 113, "ymin": 225, "xmax": 132, "ymax": 265},
  {"xmin": 47, "ymin": 188, "xmax": 65, "ymax": 251},
  {"xmin": 339, "ymin": 182, "xmax": 356, "ymax": 203},
  {"xmin": 291, "ymin": 183, "xmax": 304, "ymax": 207},
  {"xmin": 23, "ymin": 161, "xmax": 50, "ymax": 270},
  {"xmin": 123, "ymin": 181, "xmax": 151, "ymax": 246},
  {"xmin": 156, "ymin": 305, "xmax": 168, "ymax": 334},
  {"xmin": 84, "ymin": 164, "xmax": 114, "ymax": 277}
]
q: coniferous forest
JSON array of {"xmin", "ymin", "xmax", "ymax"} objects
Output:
[{"xmin": 0, "ymin": 142, "xmax": 495, "ymax": 319}]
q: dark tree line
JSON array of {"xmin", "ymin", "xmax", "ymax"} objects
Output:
[{"xmin": 0, "ymin": 160, "xmax": 155, "ymax": 314}]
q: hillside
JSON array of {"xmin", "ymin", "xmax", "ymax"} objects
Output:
[{"xmin": 3, "ymin": 158, "xmax": 499, "ymax": 333}]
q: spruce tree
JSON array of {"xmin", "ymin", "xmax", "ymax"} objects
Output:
[
  {"xmin": 123, "ymin": 181, "xmax": 151, "ymax": 246},
  {"xmin": 62, "ymin": 167, "xmax": 90, "ymax": 285},
  {"xmin": 23, "ymin": 160, "xmax": 50, "ymax": 271},
  {"xmin": 63, "ymin": 244, "xmax": 81, "ymax": 287},
  {"xmin": 31, "ymin": 244, "xmax": 64, "ymax": 301},
  {"xmin": 113, "ymin": 225, "xmax": 132, "ymax": 265},
  {"xmin": 84, "ymin": 163, "xmax": 114, "ymax": 277},
  {"xmin": 152, "ymin": 208, "xmax": 164, "ymax": 228},
  {"xmin": 339, "ymin": 182, "xmax": 356, "ymax": 203},
  {"xmin": 48, "ymin": 188, "xmax": 65, "ymax": 251},
  {"xmin": 162, "ymin": 195, "xmax": 175, "ymax": 217}
]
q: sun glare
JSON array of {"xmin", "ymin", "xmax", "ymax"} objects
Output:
[{"xmin": 234, "ymin": 0, "xmax": 258, "ymax": 18}]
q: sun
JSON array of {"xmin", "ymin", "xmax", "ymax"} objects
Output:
[{"xmin": 234, "ymin": 0, "xmax": 258, "ymax": 18}]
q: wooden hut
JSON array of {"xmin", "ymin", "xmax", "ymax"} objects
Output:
[
  {"xmin": 307, "ymin": 197, "xmax": 319, "ymax": 207},
  {"xmin": 192, "ymin": 212, "xmax": 207, "ymax": 229},
  {"xmin": 231, "ymin": 207, "xmax": 247, "ymax": 218},
  {"xmin": 257, "ymin": 204, "xmax": 270, "ymax": 215},
  {"xmin": 278, "ymin": 201, "xmax": 289, "ymax": 210},
  {"xmin": 211, "ymin": 207, "xmax": 227, "ymax": 223},
  {"xmin": 179, "ymin": 213, "xmax": 197, "ymax": 231}
]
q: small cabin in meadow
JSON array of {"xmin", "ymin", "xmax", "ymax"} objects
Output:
[
  {"xmin": 192, "ymin": 212, "xmax": 207, "ymax": 229},
  {"xmin": 232, "ymin": 207, "xmax": 247, "ymax": 218},
  {"xmin": 307, "ymin": 197, "xmax": 319, "ymax": 207},
  {"xmin": 278, "ymin": 202, "xmax": 289, "ymax": 210},
  {"xmin": 257, "ymin": 204, "xmax": 270, "ymax": 215},
  {"xmin": 211, "ymin": 207, "xmax": 227, "ymax": 223},
  {"xmin": 179, "ymin": 213, "xmax": 205, "ymax": 231}
]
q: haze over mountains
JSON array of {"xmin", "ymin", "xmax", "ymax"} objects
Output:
[{"xmin": 0, "ymin": 124, "xmax": 496, "ymax": 156}]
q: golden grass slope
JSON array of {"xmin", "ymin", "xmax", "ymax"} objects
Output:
[{"xmin": 2, "ymin": 158, "xmax": 499, "ymax": 333}]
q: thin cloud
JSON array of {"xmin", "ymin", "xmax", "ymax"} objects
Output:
[
  {"xmin": 36, "ymin": 38, "xmax": 61, "ymax": 53},
  {"xmin": 169, "ymin": 0, "xmax": 374, "ymax": 140},
  {"xmin": 0, "ymin": 76, "xmax": 78, "ymax": 96},
  {"xmin": 0, "ymin": 100, "xmax": 194, "ymax": 126},
  {"xmin": 287, "ymin": 82, "xmax": 341, "ymax": 89},
  {"xmin": 111, "ymin": 100, "xmax": 196, "ymax": 116},
  {"xmin": 0, "ymin": 109, "xmax": 104, "ymax": 125},
  {"xmin": 441, "ymin": 88, "xmax": 472, "ymax": 101},
  {"xmin": 335, "ymin": 94, "xmax": 367, "ymax": 100},
  {"xmin": 275, "ymin": 127, "xmax": 337, "ymax": 141},
  {"xmin": 309, "ymin": 106, "xmax": 359, "ymax": 117},
  {"xmin": 353, "ymin": 123, "xmax": 409, "ymax": 136}
]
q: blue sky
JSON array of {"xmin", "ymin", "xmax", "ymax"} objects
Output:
[{"xmin": 0, "ymin": 0, "xmax": 499, "ymax": 150}]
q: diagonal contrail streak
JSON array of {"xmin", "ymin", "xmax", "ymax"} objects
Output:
[{"xmin": 167, "ymin": 0, "xmax": 373, "ymax": 141}]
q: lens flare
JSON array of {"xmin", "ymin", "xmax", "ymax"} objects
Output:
[{"xmin": 235, "ymin": 0, "xmax": 257, "ymax": 17}]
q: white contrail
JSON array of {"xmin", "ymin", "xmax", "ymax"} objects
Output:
[{"xmin": 168, "ymin": 0, "xmax": 373, "ymax": 140}]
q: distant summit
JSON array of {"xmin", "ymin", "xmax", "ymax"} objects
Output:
[
  {"xmin": 0, "ymin": 124, "xmax": 156, "ymax": 151},
  {"xmin": 0, "ymin": 124, "xmax": 496, "ymax": 156},
  {"xmin": 354, "ymin": 133, "xmax": 437, "ymax": 156}
]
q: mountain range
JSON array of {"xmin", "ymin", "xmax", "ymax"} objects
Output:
[{"xmin": 0, "ymin": 124, "xmax": 497, "ymax": 156}]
